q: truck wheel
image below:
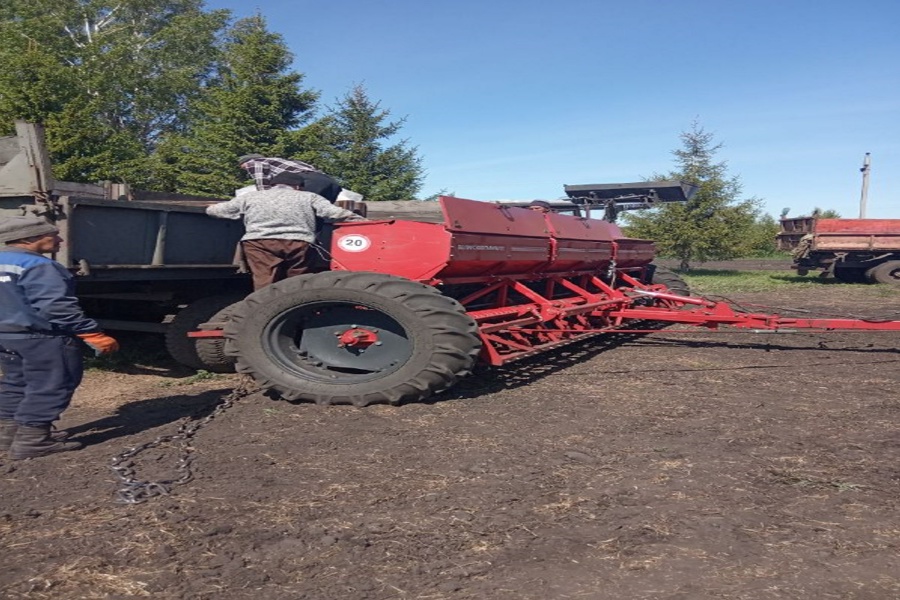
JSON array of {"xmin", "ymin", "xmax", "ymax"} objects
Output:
[
  {"xmin": 195, "ymin": 302, "xmax": 241, "ymax": 373},
  {"xmin": 225, "ymin": 272, "xmax": 482, "ymax": 406},
  {"xmin": 166, "ymin": 294, "xmax": 246, "ymax": 370},
  {"xmin": 867, "ymin": 260, "xmax": 900, "ymax": 285},
  {"xmin": 650, "ymin": 265, "xmax": 691, "ymax": 296}
]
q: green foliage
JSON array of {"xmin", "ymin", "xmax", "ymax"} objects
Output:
[
  {"xmin": 738, "ymin": 213, "xmax": 782, "ymax": 257},
  {"xmin": 680, "ymin": 269, "xmax": 813, "ymax": 293},
  {"xmin": 622, "ymin": 123, "xmax": 766, "ymax": 270},
  {"xmin": 1, "ymin": 6, "xmax": 424, "ymax": 200},
  {"xmin": 156, "ymin": 14, "xmax": 318, "ymax": 196},
  {"xmin": 307, "ymin": 85, "xmax": 424, "ymax": 201},
  {"xmin": 812, "ymin": 207, "xmax": 842, "ymax": 219},
  {"xmin": 0, "ymin": 0, "xmax": 228, "ymax": 187}
]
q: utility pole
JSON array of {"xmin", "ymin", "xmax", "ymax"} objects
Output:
[{"xmin": 859, "ymin": 152, "xmax": 871, "ymax": 218}]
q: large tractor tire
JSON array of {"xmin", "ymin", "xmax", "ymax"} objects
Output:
[
  {"xmin": 166, "ymin": 293, "xmax": 246, "ymax": 371},
  {"xmin": 866, "ymin": 260, "xmax": 900, "ymax": 285},
  {"xmin": 224, "ymin": 271, "xmax": 482, "ymax": 406},
  {"xmin": 650, "ymin": 265, "xmax": 691, "ymax": 296}
]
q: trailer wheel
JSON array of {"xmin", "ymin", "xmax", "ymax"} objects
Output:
[
  {"xmin": 166, "ymin": 294, "xmax": 246, "ymax": 370},
  {"xmin": 225, "ymin": 272, "xmax": 482, "ymax": 406},
  {"xmin": 650, "ymin": 265, "xmax": 691, "ymax": 296},
  {"xmin": 866, "ymin": 260, "xmax": 900, "ymax": 285},
  {"xmin": 195, "ymin": 302, "xmax": 241, "ymax": 373}
]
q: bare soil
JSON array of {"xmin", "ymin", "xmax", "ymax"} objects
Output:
[{"xmin": 2, "ymin": 274, "xmax": 899, "ymax": 600}]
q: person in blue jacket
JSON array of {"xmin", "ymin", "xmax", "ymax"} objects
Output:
[{"xmin": 0, "ymin": 216, "xmax": 119, "ymax": 460}]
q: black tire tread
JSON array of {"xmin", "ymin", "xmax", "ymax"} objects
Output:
[
  {"xmin": 195, "ymin": 302, "xmax": 241, "ymax": 373},
  {"xmin": 225, "ymin": 272, "xmax": 481, "ymax": 406},
  {"xmin": 166, "ymin": 293, "xmax": 246, "ymax": 370},
  {"xmin": 867, "ymin": 260, "xmax": 900, "ymax": 285},
  {"xmin": 650, "ymin": 265, "xmax": 691, "ymax": 296}
]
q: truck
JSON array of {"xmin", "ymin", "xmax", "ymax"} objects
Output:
[
  {"xmin": 1, "ymin": 121, "xmax": 255, "ymax": 369},
  {"xmin": 777, "ymin": 216, "xmax": 900, "ymax": 284}
]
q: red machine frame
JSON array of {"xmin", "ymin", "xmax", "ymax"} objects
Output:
[{"xmin": 193, "ymin": 196, "xmax": 900, "ymax": 370}]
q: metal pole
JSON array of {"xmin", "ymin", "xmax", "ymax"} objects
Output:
[{"xmin": 859, "ymin": 152, "xmax": 871, "ymax": 219}]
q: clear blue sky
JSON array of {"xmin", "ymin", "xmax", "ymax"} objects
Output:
[{"xmin": 206, "ymin": 0, "xmax": 899, "ymax": 219}]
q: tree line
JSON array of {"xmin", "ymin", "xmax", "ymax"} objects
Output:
[{"xmin": 0, "ymin": 0, "xmax": 423, "ymax": 200}]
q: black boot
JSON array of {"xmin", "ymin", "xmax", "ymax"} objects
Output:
[
  {"xmin": 9, "ymin": 424, "xmax": 82, "ymax": 460},
  {"xmin": 0, "ymin": 419, "xmax": 17, "ymax": 451},
  {"xmin": 1, "ymin": 419, "xmax": 69, "ymax": 452}
]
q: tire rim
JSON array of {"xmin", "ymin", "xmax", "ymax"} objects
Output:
[{"xmin": 261, "ymin": 301, "xmax": 414, "ymax": 383}]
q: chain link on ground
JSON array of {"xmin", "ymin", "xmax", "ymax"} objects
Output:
[{"xmin": 109, "ymin": 376, "xmax": 258, "ymax": 504}]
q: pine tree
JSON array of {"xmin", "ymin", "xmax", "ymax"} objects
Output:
[
  {"xmin": 309, "ymin": 85, "xmax": 424, "ymax": 201},
  {"xmin": 0, "ymin": 0, "xmax": 228, "ymax": 187},
  {"xmin": 156, "ymin": 14, "xmax": 319, "ymax": 196},
  {"xmin": 622, "ymin": 123, "xmax": 763, "ymax": 270}
]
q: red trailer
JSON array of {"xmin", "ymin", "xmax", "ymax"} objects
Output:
[
  {"xmin": 778, "ymin": 217, "xmax": 900, "ymax": 284},
  {"xmin": 192, "ymin": 191, "xmax": 900, "ymax": 407}
]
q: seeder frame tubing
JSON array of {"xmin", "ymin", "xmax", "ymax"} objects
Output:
[{"xmin": 456, "ymin": 271, "xmax": 900, "ymax": 366}]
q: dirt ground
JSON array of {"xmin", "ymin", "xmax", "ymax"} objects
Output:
[{"xmin": 2, "ymin": 272, "xmax": 899, "ymax": 599}]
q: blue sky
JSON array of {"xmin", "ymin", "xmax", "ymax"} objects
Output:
[{"xmin": 205, "ymin": 0, "xmax": 899, "ymax": 219}]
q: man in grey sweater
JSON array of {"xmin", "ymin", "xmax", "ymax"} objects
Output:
[{"xmin": 207, "ymin": 172, "xmax": 365, "ymax": 290}]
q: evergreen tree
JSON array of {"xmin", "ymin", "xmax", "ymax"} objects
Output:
[
  {"xmin": 156, "ymin": 14, "xmax": 319, "ymax": 196},
  {"xmin": 740, "ymin": 213, "xmax": 782, "ymax": 257},
  {"xmin": 622, "ymin": 123, "xmax": 763, "ymax": 270},
  {"xmin": 309, "ymin": 85, "xmax": 424, "ymax": 201},
  {"xmin": 0, "ymin": 0, "xmax": 228, "ymax": 187}
]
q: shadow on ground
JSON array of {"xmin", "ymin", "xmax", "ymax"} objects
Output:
[{"xmin": 66, "ymin": 387, "xmax": 234, "ymax": 445}]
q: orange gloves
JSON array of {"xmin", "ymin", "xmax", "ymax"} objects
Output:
[{"xmin": 77, "ymin": 332, "xmax": 120, "ymax": 355}]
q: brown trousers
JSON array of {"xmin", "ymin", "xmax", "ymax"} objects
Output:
[{"xmin": 241, "ymin": 239, "xmax": 314, "ymax": 290}]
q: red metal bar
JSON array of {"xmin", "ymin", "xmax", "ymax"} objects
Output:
[
  {"xmin": 607, "ymin": 301, "xmax": 900, "ymax": 331},
  {"xmin": 187, "ymin": 330, "xmax": 224, "ymax": 338}
]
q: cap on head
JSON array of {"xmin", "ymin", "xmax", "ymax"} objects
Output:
[
  {"xmin": 237, "ymin": 153, "xmax": 265, "ymax": 166},
  {"xmin": 0, "ymin": 216, "xmax": 59, "ymax": 244},
  {"xmin": 336, "ymin": 188, "xmax": 364, "ymax": 202},
  {"xmin": 269, "ymin": 172, "xmax": 306, "ymax": 188}
]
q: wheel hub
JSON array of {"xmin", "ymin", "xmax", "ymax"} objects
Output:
[
  {"xmin": 263, "ymin": 302, "xmax": 413, "ymax": 380},
  {"xmin": 337, "ymin": 326, "xmax": 380, "ymax": 349}
]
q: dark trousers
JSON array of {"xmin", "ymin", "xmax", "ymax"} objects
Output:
[
  {"xmin": 0, "ymin": 336, "xmax": 84, "ymax": 426},
  {"xmin": 241, "ymin": 239, "xmax": 313, "ymax": 290}
]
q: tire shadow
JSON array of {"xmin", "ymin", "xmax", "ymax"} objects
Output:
[
  {"xmin": 432, "ymin": 330, "xmax": 656, "ymax": 403},
  {"xmin": 66, "ymin": 387, "xmax": 235, "ymax": 445}
]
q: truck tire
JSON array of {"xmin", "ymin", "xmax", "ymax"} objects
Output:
[
  {"xmin": 166, "ymin": 294, "xmax": 246, "ymax": 370},
  {"xmin": 225, "ymin": 271, "xmax": 482, "ymax": 406},
  {"xmin": 650, "ymin": 265, "xmax": 691, "ymax": 296},
  {"xmin": 867, "ymin": 260, "xmax": 900, "ymax": 285},
  {"xmin": 195, "ymin": 302, "xmax": 241, "ymax": 373}
]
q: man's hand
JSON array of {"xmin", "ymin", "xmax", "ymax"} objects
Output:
[{"xmin": 77, "ymin": 332, "xmax": 120, "ymax": 355}]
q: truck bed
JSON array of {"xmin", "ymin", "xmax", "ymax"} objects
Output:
[{"xmin": 778, "ymin": 218, "xmax": 900, "ymax": 252}]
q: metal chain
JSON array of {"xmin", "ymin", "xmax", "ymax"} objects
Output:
[{"xmin": 109, "ymin": 376, "xmax": 258, "ymax": 504}]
